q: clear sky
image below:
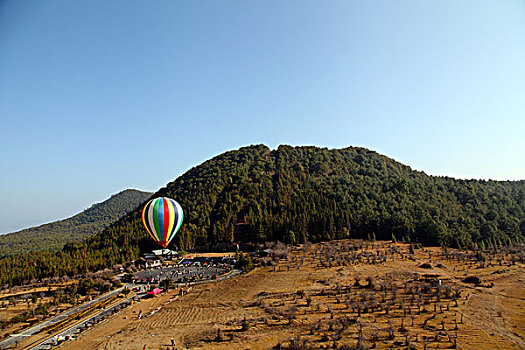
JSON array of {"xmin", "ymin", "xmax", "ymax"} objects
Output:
[{"xmin": 1, "ymin": 1, "xmax": 524, "ymax": 234}]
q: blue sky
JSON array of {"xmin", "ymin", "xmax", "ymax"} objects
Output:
[{"xmin": 1, "ymin": 1, "xmax": 524, "ymax": 233}]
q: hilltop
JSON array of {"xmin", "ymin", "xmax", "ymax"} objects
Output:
[
  {"xmin": 122, "ymin": 144, "xmax": 524, "ymax": 250},
  {"xmin": 0, "ymin": 189, "xmax": 152, "ymax": 257}
]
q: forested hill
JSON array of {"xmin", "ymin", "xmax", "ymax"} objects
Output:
[
  {"xmin": 0, "ymin": 189, "xmax": 152, "ymax": 257},
  {"xmin": 1, "ymin": 145, "xmax": 524, "ymax": 285},
  {"xmin": 104, "ymin": 144, "xmax": 524, "ymax": 253}
]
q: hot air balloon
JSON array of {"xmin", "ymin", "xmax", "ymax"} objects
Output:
[{"xmin": 142, "ymin": 197, "xmax": 183, "ymax": 248}]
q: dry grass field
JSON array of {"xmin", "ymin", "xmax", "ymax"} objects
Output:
[
  {"xmin": 0, "ymin": 284, "xmax": 75, "ymax": 339},
  {"xmin": 57, "ymin": 240, "xmax": 523, "ymax": 350}
]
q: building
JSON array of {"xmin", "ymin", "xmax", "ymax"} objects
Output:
[
  {"xmin": 143, "ymin": 249, "xmax": 178, "ymax": 260},
  {"xmin": 135, "ymin": 256, "xmax": 163, "ymax": 269}
]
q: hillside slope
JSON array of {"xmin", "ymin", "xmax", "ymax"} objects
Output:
[
  {"xmin": 0, "ymin": 189, "xmax": 152, "ymax": 257},
  {"xmin": 104, "ymin": 144, "xmax": 524, "ymax": 252}
]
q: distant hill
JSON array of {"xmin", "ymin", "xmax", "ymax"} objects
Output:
[
  {"xmin": 0, "ymin": 189, "xmax": 152, "ymax": 257},
  {"xmin": 1, "ymin": 145, "xmax": 524, "ymax": 285}
]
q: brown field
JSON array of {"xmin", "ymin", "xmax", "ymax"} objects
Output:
[{"xmin": 52, "ymin": 240, "xmax": 524, "ymax": 350}]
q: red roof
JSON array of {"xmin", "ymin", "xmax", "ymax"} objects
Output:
[{"xmin": 147, "ymin": 288, "xmax": 163, "ymax": 295}]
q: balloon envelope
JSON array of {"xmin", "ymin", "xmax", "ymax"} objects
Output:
[{"xmin": 141, "ymin": 197, "xmax": 183, "ymax": 248}]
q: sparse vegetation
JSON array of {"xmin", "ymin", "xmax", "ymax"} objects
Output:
[{"xmin": 82, "ymin": 239, "xmax": 521, "ymax": 350}]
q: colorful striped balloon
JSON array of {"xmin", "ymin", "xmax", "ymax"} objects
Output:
[{"xmin": 141, "ymin": 197, "xmax": 183, "ymax": 248}]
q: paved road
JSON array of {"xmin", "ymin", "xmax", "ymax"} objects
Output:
[
  {"xmin": 190, "ymin": 268, "xmax": 242, "ymax": 285},
  {"xmin": 29, "ymin": 290, "xmax": 142, "ymax": 350},
  {"xmin": 0, "ymin": 287, "xmax": 123, "ymax": 350}
]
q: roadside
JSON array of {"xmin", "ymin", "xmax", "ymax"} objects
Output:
[
  {"xmin": 0, "ymin": 287, "xmax": 124, "ymax": 350},
  {"xmin": 29, "ymin": 289, "xmax": 144, "ymax": 350}
]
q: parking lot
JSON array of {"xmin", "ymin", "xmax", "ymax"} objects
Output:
[{"xmin": 133, "ymin": 257, "xmax": 234, "ymax": 284}]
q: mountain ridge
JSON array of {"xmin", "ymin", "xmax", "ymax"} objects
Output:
[{"xmin": 0, "ymin": 189, "xmax": 152, "ymax": 257}]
